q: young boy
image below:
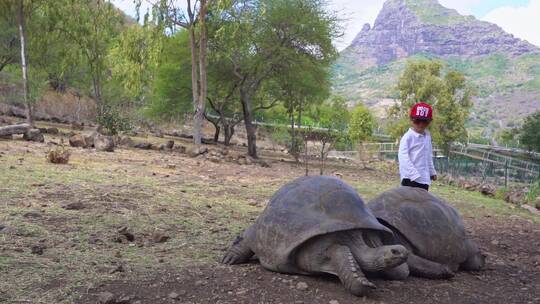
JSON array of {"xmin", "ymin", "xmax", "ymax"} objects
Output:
[{"xmin": 398, "ymin": 102, "xmax": 437, "ymax": 191}]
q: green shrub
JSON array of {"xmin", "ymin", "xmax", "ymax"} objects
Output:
[
  {"xmin": 526, "ymin": 181, "xmax": 540, "ymax": 202},
  {"xmin": 97, "ymin": 107, "xmax": 132, "ymax": 135}
]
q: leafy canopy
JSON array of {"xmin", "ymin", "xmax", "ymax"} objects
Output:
[
  {"xmin": 348, "ymin": 103, "xmax": 375, "ymax": 144},
  {"xmin": 519, "ymin": 111, "xmax": 540, "ymax": 152},
  {"xmin": 390, "ymin": 60, "xmax": 473, "ymax": 153}
]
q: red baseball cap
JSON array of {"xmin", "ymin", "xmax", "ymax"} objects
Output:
[{"xmin": 410, "ymin": 102, "xmax": 433, "ymax": 121}]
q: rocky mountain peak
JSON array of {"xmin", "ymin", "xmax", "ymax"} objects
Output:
[{"xmin": 345, "ymin": 0, "xmax": 540, "ymax": 67}]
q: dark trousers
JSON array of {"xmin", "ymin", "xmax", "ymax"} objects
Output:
[{"xmin": 401, "ymin": 178, "xmax": 429, "ymax": 191}]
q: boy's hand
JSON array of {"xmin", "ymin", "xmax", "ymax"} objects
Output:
[{"xmin": 431, "ymin": 175, "xmax": 437, "ymax": 181}]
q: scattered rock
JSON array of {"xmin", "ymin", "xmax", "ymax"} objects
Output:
[
  {"xmin": 117, "ymin": 226, "xmax": 135, "ymax": 242},
  {"xmin": 31, "ymin": 244, "xmax": 45, "ymax": 255},
  {"xmin": 62, "ymin": 201, "xmax": 85, "ymax": 210},
  {"xmin": 174, "ymin": 145, "xmax": 187, "ymax": 154},
  {"xmin": 151, "ymin": 231, "xmax": 170, "ymax": 243},
  {"xmin": 134, "ymin": 142, "xmax": 152, "ymax": 150},
  {"xmin": 117, "ymin": 295, "xmax": 133, "ymax": 304},
  {"xmin": 97, "ymin": 291, "xmax": 115, "ymax": 304},
  {"xmin": 23, "ymin": 212, "xmax": 42, "ymax": 218},
  {"xmin": 521, "ymin": 204, "xmax": 540, "ymax": 215},
  {"xmin": 296, "ymin": 281, "xmax": 308, "ymax": 291},
  {"xmin": 151, "ymin": 143, "xmax": 163, "ymax": 151},
  {"xmin": 479, "ymin": 184, "xmax": 496, "ymax": 196},
  {"xmin": 0, "ymin": 226, "xmax": 16, "ymax": 234},
  {"xmin": 208, "ymin": 156, "xmax": 222, "ymax": 163},
  {"xmin": 69, "ymin": 134, "xmax": 89, "ymax": 148},
  {"xmin": 258, "ymin": 159, "xmax": 271, "ymax": 168},
  {"xmin": 505, "ymin": 191, "xmax": 525, "ymax": 205},
  {"xmin": 188, "ymin": 146, "xmax": 208, "ymax": 157},
  {"xmin": 329, "ymin": 300, "xmax": 340, "ymax": 304},
  {"xmin": 71, "ymin": 122, "xmax": 84, "ymax": 131},
  {"xmin": 94, "ymin": 134, "xmax": 115, "ymax": 152},
  {"xmin": 118, "ymin": 136, "xmax": 135, "ymax": 147},
  {"xmin": 23, "ymin": 129, "xmax": 44, "ymax": 142},
  {"xmin": 46, "ymin": 127, "xmax": 59, "ymax": 135},
  {"xmin": 88, "ymin": 235, "xmax": 104, "ymax": 244},
  {"xmin": 109, "ymin": 264, "xmax": 125, "ymax": 274},
  {"xmin": 168, "ymin": 292, "xmax": 180, "ymax": 299}
]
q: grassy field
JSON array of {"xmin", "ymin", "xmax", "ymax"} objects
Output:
[{"xmin": 0, "ymin": 129, "xmax": 539, "ymax": 303}]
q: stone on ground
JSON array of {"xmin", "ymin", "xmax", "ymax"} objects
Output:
[
  {"xmin": 97, "ymin": 291, "xmax": 116, "ymax": 304},
  {"xmin": 23, "ymin": 129, "xmax": 44, "ymax": 142},
  {"xmin": 94, "ymin": 134, "xmax": 115, "ymax": 152}
]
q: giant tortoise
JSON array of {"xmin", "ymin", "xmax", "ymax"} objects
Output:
[
  {"xmin": 368, "ymin": 187, "xmax": 486, "ymax": 279},
  {"xmin": 222, "ymin": 176, "xmax": 409, "ymax": 296}
]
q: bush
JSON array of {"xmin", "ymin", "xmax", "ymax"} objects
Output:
[
  {"xmin": 526, "ymin": 181, "xmax": 540, "ymax": 202},
  {"xmin": 47, "ymin": 146, "xmax": 70, "ymax": 164},
  {"xmin": 97, "ymin": 107, "xmax": 132, "ymax": 135}
]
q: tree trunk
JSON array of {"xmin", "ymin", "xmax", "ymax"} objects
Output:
[
  {"xmin": 213, "ymin": 125, "xmax": 220, "ymax": 142},
  {"xmin": 0, "ymin": 123, "xmax": 31, "ymax": 136},
  {"xmin": 223, "ymin": 123, "xmax": 235, "ymax": 146},
  {"xmin": 320, "ymin": 141, "xmax": 326, "ymax": 175},
  {"xmin": 289, "ymin": 105, "xmax": 299, "ymax": 162},
  {"xmin": 193, "ymin": 0, "xmax": 208, "ymax": 146},
  {"xmin": 17, "ymin": 0, "xmax": 33, "ymax": 126},
  {"xmin": 187, "ymin": 1, "xmax": 198, "ymax": 111},
  {"xmin": 188, "ymin": 26, "xmax": 198, "ymax": 110},
  {"xmin": 240, "ymin": 90, "xmax": 257, "ymax": 158}
]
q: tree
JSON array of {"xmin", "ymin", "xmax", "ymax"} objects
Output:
[
  {"xmin": 55, "ymin": 0, "xmax": 123, "ymax": 114},
  {"xmin": 390, "ymin": 60, "xmax": 473, "ymax": 154},
  {"xmin": 307, "ymin": 95, "xmax": 350, "ymax": 174},
  {"xmin": 214, "ymin": 0, "xmax": 339, "ymax": 158},
  {"xmin": 519, "ymin": 111, "xmax": 540, "ymax": 152},
  {"xmin": 149, "ymin": 0, "xmax": 215, "ymax": 147},
  {"xmin": 348, "ymin": 103, "xmax": 375, "ymax": 144},
  {"xmin": 205, "ymin": 59, "xmax": 243, "ymax": 145},
  {"xmin": 277, "ymin": 57, "xmax": 332, "ymax": 161},
  {"xmin": 146, "ymin": 30, "xmax": 193, "ymax": 121},
  {"xmin": 0, "ymin": 11, "xmax": 18, "ymax": 72},
  {"xmin": 16, "ymin": 0, "xmax": 33, "ymax": 125},
  {"xmin": 108, "ymin": 21, "xmax": 162, "ymax": 108}
]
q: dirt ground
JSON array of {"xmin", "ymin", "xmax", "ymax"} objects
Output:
[{"xmin": 0, "ymin": 121, "xmax": 539, "ymax": 304}]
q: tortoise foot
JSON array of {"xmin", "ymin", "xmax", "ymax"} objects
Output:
[
  {"xmin": 222, "ymin": 236, "xmax": 254, "ymax": 265},
  {"xmin": 330, "ymin": 245, "xmax": 376, "ymax": 296}
]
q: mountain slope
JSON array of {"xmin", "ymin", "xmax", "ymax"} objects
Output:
[{"xmin": 333, "ymin": 0, "xmax": 540, "ymax": 138}]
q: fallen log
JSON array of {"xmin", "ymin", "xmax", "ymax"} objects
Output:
[{"xmin": 0, "ymin": 123, "xmax": 31, "ymax": 136}]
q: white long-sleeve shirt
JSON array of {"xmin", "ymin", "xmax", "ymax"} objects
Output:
[{"xmin": 398, "ymin": 128, "xmax": 437, "ymax": 185}]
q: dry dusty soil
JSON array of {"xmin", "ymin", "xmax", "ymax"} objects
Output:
[{"xmin": 0, "ymin": 121, "xmax": 539, "ymax": 304}]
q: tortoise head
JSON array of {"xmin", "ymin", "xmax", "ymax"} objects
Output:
[{"xmin": 345, "ymin": 229, "xmax": 409, "ymax": 272}]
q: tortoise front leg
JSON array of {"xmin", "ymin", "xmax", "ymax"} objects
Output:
[
  {"xmin": 222, "ymin": 226, "xmax": 255, "ymax": 265},
  {"xmin": 407, "ymin": 254, "xmax": 455, "ymax": 279},
  {"xmin": 328, "ymin": 244, "xmax": 376, "ymax": 296}
]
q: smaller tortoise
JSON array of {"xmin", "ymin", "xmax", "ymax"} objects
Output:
[
  {"xmin": 222, "ymin": 176, "xmax": 409, "ymax": 296},
  {"xmin": 368, "ymin": 187, "xmax": 486, "ymax": 279}
]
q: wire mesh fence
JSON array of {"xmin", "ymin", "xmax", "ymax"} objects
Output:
[
  {"xmin": 327, "ymin": 142, "xmax": 540, "ymax": 187},
  {"xmin": 433, "ymin": 153, "xmax": 539, "ymax": 187}
]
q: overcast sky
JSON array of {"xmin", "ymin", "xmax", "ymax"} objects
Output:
[{"xmin": 112, "ymin": 0, "xmax": 540, "ymax": 50}]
